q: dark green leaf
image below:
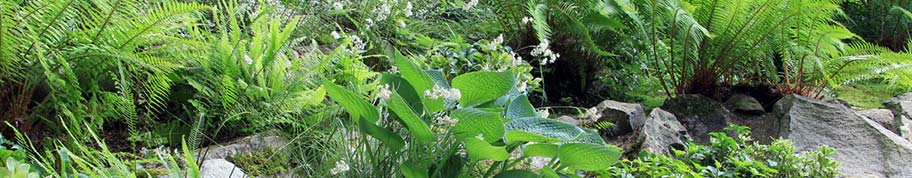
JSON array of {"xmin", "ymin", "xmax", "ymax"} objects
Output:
[
  {"xmin": 323, "ymin": 81, "xmax": 379, "ymax": 122},
  {"xmin": 452, "ymin": 72, "xmax": 515, "ymax": 107},
  {"xmin": 358, "ymin": 117, "xmax": 405, "ymax": 151}
]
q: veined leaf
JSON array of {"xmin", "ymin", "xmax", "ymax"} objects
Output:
[
  {"xmin": 452, "ymin": 72, "xmax": 516, "ymax": 107},
  {"xmin": 558, "ymin": 143, "xmax": 621, "ymax": 171},
  {"xmin": 464, "ymin": 137, "xmax": 510, "ymax": 162},
  {"xmin": 401, "ymin": 162, "xmax": 429, "ymax": 178},
  {"xmin": 452, "ymin": 108, "xmax": 505, "ymax": 143},
  {"xmin": 323, "ymin": 81, "xmax": 379, "ymax": 122},
  {"xmin": 395, "ymin": 51, "xmax": 444, "ymax": 112},
  {"xmin": 504, "ymin": 117, "xmax": 584, "ymax": 144},
  {"xmin": 387, "ymin": 91, "xmax": 436, "ymax": 142},
  {"xmin": 522, "ymin": 143, "xmax": 559, "ymax": 158},
  {"xmin": 506, "ymin": 95, "xmax": 537, "ymax": 120}
]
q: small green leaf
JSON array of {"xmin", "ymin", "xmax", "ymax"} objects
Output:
[
  {"xmin": 494, "ymin": 170, "xmax": 539, "ymax": 178},
  {"xmin": 506, "ymin": 95, "xmax": 537, "ymax": 120},
  {"xmin": 452, "ymin": 108, "xmax": 505, "ymax": 143},
  {"xmin": 387, "ymin": 92, "xmax": 436, "ymax": 142},
  {"xmin": 401, "ymin": 162, "xmax": 429, "ymax": 178},
  {"xmin": 452, "ymin": 72, "xmax": 516, "ymax": 107},
  {"xmin": 464, "ymin": 137, "xmax": 510, "ymax": 162},
  {"xmin": 522, "ymin": 143, "xmax": 559, "ymax": 158},
  {"xmin": 358, "ymin": 117, "xmax": 405, "ymax": 151},
  {"xmin": 558, "ymin": 143, "xmax": 621, "ymax": 171},
  {"xmin": 323, "ymin": 81, "xmax": 379, "ymax": 122},
  {"xmin": 504, "ymin": 117, "xmax": 584, "ymax": 144}
]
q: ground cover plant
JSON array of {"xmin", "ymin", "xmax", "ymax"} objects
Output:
[{"xmin": 1, "ymin": 0, "xmax": 911, "ymax": 177}]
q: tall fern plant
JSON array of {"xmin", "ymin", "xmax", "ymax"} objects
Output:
[{"xmin": 0, "ymin": 0, "xmax": 207, "ymax": 138}]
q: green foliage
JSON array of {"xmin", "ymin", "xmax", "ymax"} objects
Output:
[
  {"xmin": 603, "ymin": 125, "xmax": 840, "ymax": 177},
  {"xmin": 0, "ymin": 157, "xmax": 39, "ymax": 178},
  {"xmin": 841, "ymin": 1, "xmax": 912, "ymax": 51},
  {"xmin": 228, "ymin": 147, "xmax": 289, "ymax": 176}
]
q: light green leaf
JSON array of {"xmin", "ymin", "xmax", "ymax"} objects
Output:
[
  {"xmin": 506, "ymin": 95, "xmax": 537, "ymax": 120},
  {"xmin": 387, "ymin": 92, "xmax": 436, "ymax": 142},
  {"xmin": 381, "ymin": 74, "xmax": 423, "ymax": 113},
  {"xmin": 401, "ymin": 162, "xmax": 429, "ymax": 178},
  {"xmin": 504, "ymin": 118, "xmax": 584, "ymax": 144},
  {"xmin": 522, "ymin": 143, "xmax": 559, "ymax": 158},
  {"xmin": 452, "ymin": 72, "xmax": 516, "ymax": 107},
  {"xmin": 558, "ymin": 143, "xmax": 621, "ymax": 171},
  {"xmin": 464, "ymin": 137, "xmax": 510, "ymax": 162},
  {"xmin": 452, "ymin": 108, "xmax": 505, "ymax": 143},
  {"xmin": 395, "ymin": 52, "xmax": 444, "ymax": 112},
  {"xmin": 358, "ymin": 117, "xmax": 405, "ymax": 151},
  {"xmin": 323, "ymin": 81, "xmax": 379, "ymax": 122}
]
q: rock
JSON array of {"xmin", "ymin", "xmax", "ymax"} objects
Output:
[
  {"xmin": 555, "ymin": 115, "xmax": 580, "ymax": 126},
  {"xmin": 201, "ymin": 159, "xmax": 247, "ymax": 178},
  {"xmin": 590, "ymin": 100, "xmax": 646, "ymax": 137},
  {"xmin": 661, "ymin": 94, "xmax": 732, "ymax": 145},
  {"xmin": 858, "ymin": 109, "xmax": 897, "ymax": 133},
  {"xmin": 725, "ymin": 94, "xmax": 765, "ymax": 114},
  {"xmin": 636, "ymin": 109, "xmax": 691, "ymax": 156},
  {"xmin": 199, "ymin": 131, "xmax": 288, "ymax": 160},
  {"xmin": 884, "ymin": 93, "xmax": 912, "ymax": 141},
  {"xmin": 774, "ymin": 95, "xmax": 912, "ymax": 177}
]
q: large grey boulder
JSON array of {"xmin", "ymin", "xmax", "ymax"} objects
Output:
[
  {"xmin": 590, "ymin": 100, "xmax": 646, "ymax": 137},
  {"xmin": 884, "ymin": 93, "xmax": 912, "ymax": 141},
  {"xmin": 636, "ymin": 109, "xmax": 691, "ymax": 156},
  {"xmin": 661, "ymin": 94, "xmax": 731, "ymax": 145},
  {"xmin": 199, "ymin": 131, "xmax": 288, "ymax": 160},
  {"xmin": 201, "ymin": 159, "xmax": 247, "ymax": 178},
  {"xmin": 774, "ymin": 95, "xmax": 912, "ymax": 177},
  {"xmin": 725, "ymin": 94, "xmax": 765, "ymax": 114},
  {"xmin": 858, "ymin": 109, "xmax": 897, "ymax": 134}
]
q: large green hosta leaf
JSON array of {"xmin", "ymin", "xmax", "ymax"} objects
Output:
[
  {"xmin": 558, "ymin": 143, "xmax": 621, "ymax": 171},
  {"xmin": 395, "ymin": 52, "xmax": 444, "ymax": 112},
  {"xmin": 323, "ymin": 81, "xmax": 379, "ymax": 122},
  {"xmin": 452, "ymin": 72, "xmax": 515, "ymax": 107},
  {"xmin": 504, "ymin": 117, "xmax": 584, "ymax": 144},
  {"xmin": 381, "ymin": 74, "xmax": 423, "ymax": 112},
  {"xmin": 464, "ymin": 137, "xmax": 510, "ymax": 162},
  {"xmin": 506, "ymin": 95, "xmax": 537, "ymax": 120},
  {"xmin": 387, "ymin": 91, "xmax": 436, "ymax": 142},
  {"xmin": 358, "ymin": 117, "xmax": 405, "ymax": 151},
  {"xmin": 452, "ymin": 108, "xmax": 505, "ymax": 143},
  {"xmin": 522, "ymin": 143, "xmax": 559, "ymax": 158}
]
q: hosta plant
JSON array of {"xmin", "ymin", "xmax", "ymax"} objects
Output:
[{"xmin": 323, "ymin": 51, "xmax": 621, "ymax": 177}]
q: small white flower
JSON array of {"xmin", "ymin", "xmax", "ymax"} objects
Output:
[
  {"xmin": 404, "ymin": 2, "xmax": 414, "ymax": 17},
  {"xmin": 464, "ymin": 0, "xmax": 478, "ymax": 9},
  {"xmin": 349, "ymin": 35, "xmax": 366, "ymax": 53},
  {"xmin": 330, "ymin": 160, "xmax": 350, "ymax": 175},
  {"xmin": 424, "ymin": 85, "xmax": 461, "ymax": 100},
  {"xmin": 522, "ymin": 16, "xmax": 533, "ymax": 24},
  {"xmin": 331, "ymin": 31, "xmax": 341, "ymax": 40},
  {"xmin": 333, "ymin": 2, "xmax": 344, "ymax": 10},
  {"xmin": 582, "ymin": 107, "xmax": 602, "ymax": 120},
  {"xmin": 517, "ymin": 82, "xmax": 528, "ymax": 93},
  {"xmin": 377, "ymin": 84, "xmax": 392, "ymax": 103},
  {"xmin": 400, "ymin": 21, "xmax": 407, "ymax": 28},
  {"xmin": 487, "ymin": 34, "xmax": 504, "ymax": 50},
  {"xmin": 376, "ymin": 4, "xmax": 391, "ymax": 21},
  {"xmin": 438, "ymin": 115, "xmax": 458, "ymax": 126},
  {"xmin": 537, "ymin": 109, "xmax": 550, "ymax": 118},
  {"xmin": 388, "ymin": 66, "xmax": 399, "ymax": 74},
  {"xmin": 244, "ymin": 54, "xmax": 253, "ymax": 65}
]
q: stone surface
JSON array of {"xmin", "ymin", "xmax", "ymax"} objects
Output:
[
  {"xmin": 661, "ymin": 94, "xmax": 732, "ymax": 145},
  {"xmin": 725, "ymin": 94, "xmax": 766, "ymax": 114},
  {"xmin": 201, "ymin": 159, "xmax": 247, "ymax": 178},
  {"xmin": 590, "ymin": 100, "xmax": 646, "ymax": 137},
  {"xmin": 773, "ymin": 95, "xmax": 912, "ymax": 177},
  {"xmin": 858, "ymin": 109, "xmax": 897, "ymax": 134},
  {"xmin": 636, "ymin": 109, "xmax": 691, "ymax": 156},
  {"xmin": 884, "ymin": 93, "xmax": 912, "ymax": 141},
  {"xmin": 199, "ymin": 131, "xmax": 287, "ymax": 160},
  {"xmin": 555, "ymin": 115, "xmax": 580, "ymax": 126}
]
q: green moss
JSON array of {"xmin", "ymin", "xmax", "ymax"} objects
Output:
[
  {"xmin": 835, "ymin": 82, "xmax": 910, "ymax": 109},
  {"xmin": 227, "ymin": 147, "xmax": 289, "ymax": 176}
]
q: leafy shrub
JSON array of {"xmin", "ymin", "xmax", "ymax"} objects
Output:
[
  {"xmin": 604, "ymin": 125, "xmax": 840, "ymax": 177},
  {"xmin": 323, "ymin": 50, "xmax": 621, "ymax": 177},
  {"xmin": 841, "ymin": 1, "xmax": 912, "ymax": 51}
]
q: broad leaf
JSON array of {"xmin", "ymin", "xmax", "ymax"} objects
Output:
[
  {"xmin": 358, "ymin": 117, "xmax": 406, "ymax": 151},
  {"xmin": 401, "ymin": 162, "xmax": 429, "ymax": 178},
  {"xmin": 452, "ymin": 108, "xmax": 505, "ymax": 143},
  {"xmin": 323, "ymin": 81, "xmax": 379, "ymax": 122},
  {"xmin": 381, "ymin": 74, "xmax": 424, "ymax": 113},
  {"xmin": 387, "ymin": 92, "xmax": 436, "ymax": 142},
  {"xmin": 558, "ymin": 143, "xmax": 621, "ymax": 171},
  {"xmin": 504, "ymin": 118, "xmax": 584, "ymax": 144},
  {"xmin": 494, "ymin": 170, "xmax": 539, "ymax": 178},
  {"xmin": 395, "ymin": 52, "xmax": 444, "ymax": 112},
  {"xmin": 452, "ymin": 72, "xmax": 515, "ymax": 107},
  {"xmin": 464, "ymin": 137, "xmax": 510, "ymax": 162},
  {"xmin": 522, "ymin": 143, "xmax": 559, "ymax": 158},
  {"xmin": 506, "ymin": 95, "xmax": 537, "ymax": 120}
]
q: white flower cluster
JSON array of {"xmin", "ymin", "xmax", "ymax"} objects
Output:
[
  {"xmin": 531, "ymin": 40, "xmax": 559, "ymax": 65},
  {"xmin": 464, "ymin": 0, "xmax": 479, "ymax": 9},
  {"xmin": 424, "ymin": 85, "xmax": 461, "ymax": 100},
  {"xmin": 487, "ymin": 34, "xmax": 504, "ymax": 50},
  {"xmin": 404, "ymin": 2, "xmax": 414, "ymax": 17},
  {"xmin": 377, "ymin": 84, "xmax": 392, "ymax": 103},
  {"xmin": 330, "ymin": 160, "xmax": 350, "ymax": 175},
  {"xmin": 376, "ymin": 3, "xmax": 391, "ymax": 21},
  {"xmin": 333, "ymin": 1, "xmax": 344, "ymax": 10},
  {"xmin": 331, "ymin": 31, "xmax": 341, "ymax": 40},
  {"xmin": 522, "ymin": 16, "xmax": 533, "ymax": 24},
  {"xmin": 437, "ymin": 115, "xmax": 458, "ymax": 126},
  {"xmin": 537, "ymin": 108, "xmax": 550, "ymax": 118},
  {"xmin": 582, "ymin": 107, "xmax": 602, "ymax": 120},
  {"xmin": 244, "ymin": 54, "xmax": 253, "ymax": 65},
  {"xmin": 350, "ymin": 35, "xmax": 366, "ymax": 53},
  {"xmin": 388, "ymin": 66, "xmax": 399, "ymax": 74}
]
